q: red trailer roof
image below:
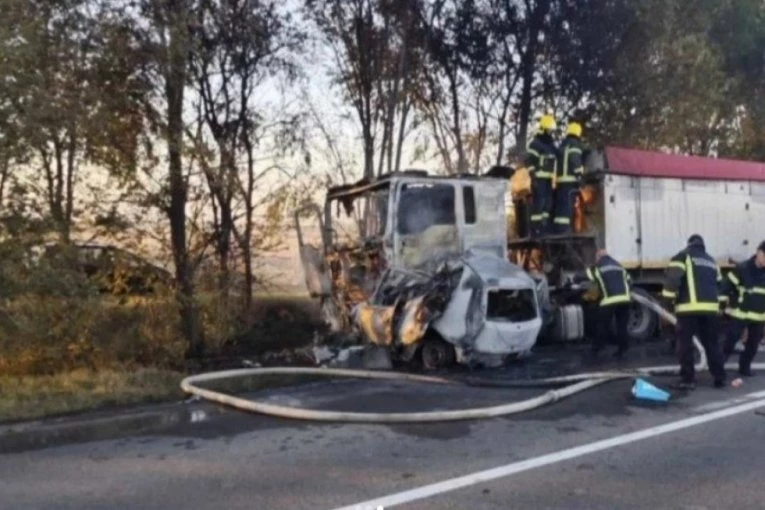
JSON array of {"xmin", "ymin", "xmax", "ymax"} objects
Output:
[{"xmin": 604, "ymin": 146, "xmax": 765, "ymax": 182}]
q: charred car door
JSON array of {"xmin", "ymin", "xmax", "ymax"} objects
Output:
[{"xmin": 294, "ymin": 203, "xmax": 331, "ymax": 297}]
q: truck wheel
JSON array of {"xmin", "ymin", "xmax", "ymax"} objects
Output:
[
  {"xmin": 420, "ymin": 335, "xmax": 456, "ymax": 371},
  {"xmin": 553, "ymin": 305, "xmax": 585, "ymax": 342},
  {"xmin": 627, "ymin": 289, "xmax": 659, "ymax": 342}
]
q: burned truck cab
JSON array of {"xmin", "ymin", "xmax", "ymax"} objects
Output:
[{"xmin": 296, "ymin": 170, "xmax": 543, "ymax": 369}]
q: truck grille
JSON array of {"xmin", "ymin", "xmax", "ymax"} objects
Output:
[{"xmin": 486, "ymin": 289, "xmax": 536, "ymax": 322}]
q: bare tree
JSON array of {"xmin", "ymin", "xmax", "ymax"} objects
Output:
[
  {"xmin": 305, "ymin": 0, "xmax": 421, "ymax": 179},
  {"xmin": 190, "ymin": 0, "xmax": 302, "ymax": 311}
]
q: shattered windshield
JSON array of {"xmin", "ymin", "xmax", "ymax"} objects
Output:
[
  {"xmin": 396, "ymin": 183, "xmax": 456, "ymax": 235},
  {"xmin": 327, "ymin": 189, "xmax": 389, "ymax": 244}
]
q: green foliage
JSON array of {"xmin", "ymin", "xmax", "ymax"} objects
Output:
[
  {"xmin": 0, "ymin": 244, "xmax": 183, "ymax": 375},
  {"xmin": 0, "ymin": 0, "xmax": 149, "ymax": 240},
  {"xmin": 546, "ymin": 0, "xmax": 765, "ymax": 158},
  {"xmin": 708, "ymin": 0, "xmax": 765, "ymax": 159},
  {"xmin": 0, "ymin": 234, "xmax": 320, "ymax": 378}
]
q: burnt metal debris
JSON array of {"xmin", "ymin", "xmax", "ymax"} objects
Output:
[{"xmin": 352, "ymin": 257, "xmax": 463, "ymax": 349}]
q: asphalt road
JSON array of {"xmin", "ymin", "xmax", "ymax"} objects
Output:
[{"xmin": 3, "ymin": 350, "xmax": 765, "ymax": 510}]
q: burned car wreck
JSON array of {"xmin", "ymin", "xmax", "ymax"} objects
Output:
[{"xmin": 295, "ymin": 170, "xmax": 543, "ymax": 369}]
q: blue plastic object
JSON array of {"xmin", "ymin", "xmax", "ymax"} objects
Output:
[{"xmin": 632, "ymin": 378, "xmax": 670, "ymax": 402}]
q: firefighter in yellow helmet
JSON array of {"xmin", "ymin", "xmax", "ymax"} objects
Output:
[
  {"xmin": 552, "ymin": 121, "xmax": 586, "ymax": 234},
  {"xmin": 524, "ymin": 114, "xmax": 558, "ymax": 237}
]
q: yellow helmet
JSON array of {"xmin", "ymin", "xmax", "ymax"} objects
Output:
[
  {"xmin": 566, "ymin": 121, "xmax": 583, "ymax": 138},
  {"xmin": 538, "ymin": 114, "xmax": 557, "ymax": 133}
]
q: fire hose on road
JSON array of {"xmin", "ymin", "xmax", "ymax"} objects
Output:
[{"xmin": 180, "ymin": 292, "xmax": 763, "ymax": 423}]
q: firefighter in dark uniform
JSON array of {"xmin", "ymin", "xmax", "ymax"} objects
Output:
[
  {"xmin": 553, "ymin": 122, "xmax": 585, "ymax": 234},
  {"xmin": 721, "ymin": 240, "xmax": 765, "ymax": 376},
  {"xmin": 524, "ymin": 115, "xmax": 558, "ymax": 237},
  {"xmin": 575, "ymin": 249, "xmax": 632, "ymax": 358},
  {"xmin": 662, "ymin": 234, "xmax": 727, "ymax": 389}
]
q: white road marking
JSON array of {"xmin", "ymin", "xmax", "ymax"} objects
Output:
[
  {"xmin": 692, "ymin": 389, "xmax": 765, "ymax": 413},
  {"xmin": 332, "ymin": 391, "xmax": 765, "ymax": 510}
]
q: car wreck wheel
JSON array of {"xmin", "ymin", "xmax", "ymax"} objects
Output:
[{"xmin": 420, "ymin": 335, "xmax": 456, "ymax": 371}]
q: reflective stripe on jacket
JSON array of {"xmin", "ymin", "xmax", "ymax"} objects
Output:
[
  {"xmin": 525, "ymin": 136, "xmax": 557, "ymax": 180},
  {"xmin": 722, "ymin": 256, "xmax": 765, "ymax": 322},
  {"xmin": 661, "ymin": 247, "xmax": 722, "ymax": 314},
  {"xmin": 556, "ymin": 136, "xmax": 584, "ymax": 184},
  {"xmin": 587, "ymin": 255, "xmax": 631, "ymax": 307}
]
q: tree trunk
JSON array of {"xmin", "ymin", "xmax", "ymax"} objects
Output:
[
  {"xmin": 241, "ymin": 132, "xmax": 256, "ymax": 314},
  {"xmin": 0, "ymin": 154, "xmax": 9, "ymax": 206},
  {"xmin": 165, "ymin": 1, "xmax": 203, "ymax": 360},
  {"xmin": 48, "ymin": 138, "xmax": 70, "ymax": 243},
  {"xmin": 517, "ymin": 59, "xmax": 535, "ymax": 153},
  {"xmin": 217, "ymin": 198, "xmax": 232, "ymax": 302},
  {"xmin": 242, "ymin": 241, "xmax": 253, "ymax": 315},
  {"xmin": 65, "ymin": 125, "xmax": 76, "ymax": 240},
  {"xmin": 394, "ymin": 100, "xmax": 410, "ymax": 173},
  {"xmin": 390, "ymin": 24, "xmax": 412, "ymax": 174},
  {"xmin": 362, "ymin": 118, "xmax": 375, "ymax": 179},
  {"xmin": 496, "ymin": 92, "xmax": 513, "ymax": 165},
  {"xmin": 517, "ymin": 0, "xmax": 551, "ymax": 153},
  {"xmin": 215, "ymin": 149, "xmax": 235, "ymax": 305},
  {"xmin": 378, "ymin": 78, "xmax": 393, "ymax": 177},
  {"xmin": 449, "ymin": 71, "xmax": 467, "ymax": 174}
]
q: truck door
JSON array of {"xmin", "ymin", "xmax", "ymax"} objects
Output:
[
  {"xmin": 392, "ymin": 181, "xmax": 461, "ymax": 268},
  {"xmin": 294, "ymin": 203, "xmax": 331, "ymax": 297},
  {"xmin": 460, "ymin": 181, "xmax": 508, "ymax": 259}
]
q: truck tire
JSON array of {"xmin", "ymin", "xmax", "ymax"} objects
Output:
[
  {"xmin": 420, "ymin": 335, "xmax": 457, "ymax": 371},
  {"xmin": 551, "ymin": 305, "xmax": 586, "ymax": 342},
  {"xmin": 626, "ymin": 288, "xmax": 659, "ymax": 343}
]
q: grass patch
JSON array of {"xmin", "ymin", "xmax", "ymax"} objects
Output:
[{"xmin": 0, "ymin": 368, "xmax": 184, "ymax": 423}]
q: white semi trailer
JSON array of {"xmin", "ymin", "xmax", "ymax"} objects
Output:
[
  {"xmin": 594, "ymin": 146, "xmax": 765, "ymax": 269},
  {"xmin": 508, "ymin": 145, "xmax": 765, "ymax": 344}
]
